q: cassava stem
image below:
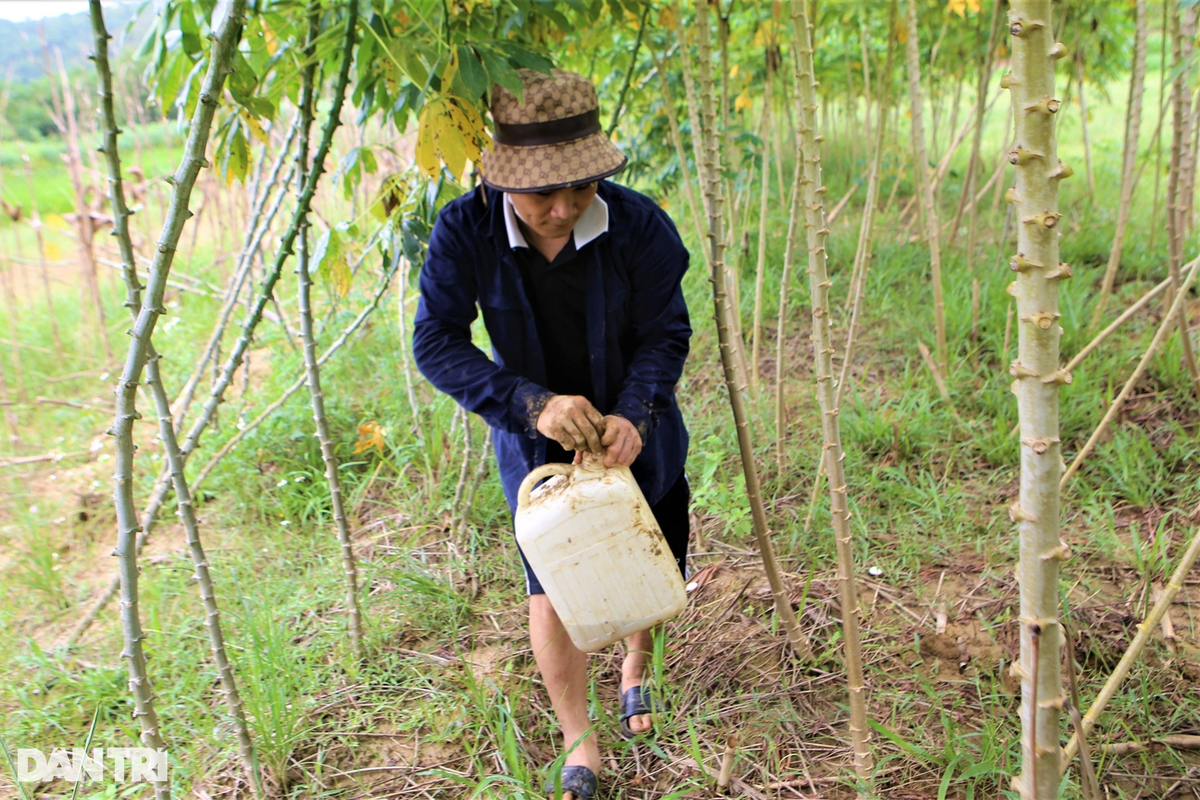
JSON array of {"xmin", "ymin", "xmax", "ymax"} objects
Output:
[
  {"xmin": 293, "ymin": 0, "xmax": 364, "ymax": 659},
  {"xmin": 103, "ymin": 2, "xmax": 247, "ymax": 796},
  {"xmin": 904, "ymin": 0, "xmax": 948, "ymax": 375},
  {"xmin": 1061, "ymin": 527, "xmax": 1200, "ymax": 766},
  {"xmin": 789, "ymin": 0, "xmax": 874, "ymax": 787},
  {"xmin": 693, "ymin": 0, "xmax": 810, "ymax": 660},
  {"xmin": 1005, "ymin": 4, "xmax": 1070, "ymax": 796},
  {"xmin": 1091, "ymin": 0, "xmax": 1147, "ymax": 328}
]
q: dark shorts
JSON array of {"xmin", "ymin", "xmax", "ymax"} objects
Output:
[{"xmin": 517, "ymin": 445, "xmax": 690, "ymax": 596}]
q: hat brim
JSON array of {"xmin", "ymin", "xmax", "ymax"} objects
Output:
[{"xmin": 480, "ymin": 130, "xmax": 627, "ymax": 193}]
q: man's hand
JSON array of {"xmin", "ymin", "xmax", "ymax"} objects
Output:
[
  {"xmin": 536, "ymin": 395, "xmax": 606, "ymax": 454},
  {"xmin": 600, "ymin": 414, "xmax": 642, "ymax": 468}
]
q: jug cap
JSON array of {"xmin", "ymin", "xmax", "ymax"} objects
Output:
[{"xmin": 579, "ymin": 451, "xmax": 606, "ymax": 473}]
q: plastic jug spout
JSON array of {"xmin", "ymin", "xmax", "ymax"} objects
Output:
[{"xmin": 578, "ymin": 452, "xmax": 606, "ymax": 474}]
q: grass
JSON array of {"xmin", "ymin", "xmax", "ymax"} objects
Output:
[{"xmin": 0, "ymin": 57, "xmax": 1198, "ymax": 800}]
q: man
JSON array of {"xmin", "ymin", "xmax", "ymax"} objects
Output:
[{"xmin": 413, "ymin": 68, "xmax": 691, "ymax": 800}]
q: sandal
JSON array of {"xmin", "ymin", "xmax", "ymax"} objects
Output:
[
  {"xmin": 543, "ymin": 764, "xmax": 597, "ymax": 800},
  {"xmin": 618, "ymin": 685, "xmax": 668, "ymax": 740}
]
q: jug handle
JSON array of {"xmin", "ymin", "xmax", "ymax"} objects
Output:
[{"xmin": 517, "ymin": 463, "xmax": 574, "ymax": 509}]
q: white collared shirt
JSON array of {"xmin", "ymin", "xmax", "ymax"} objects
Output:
[{"xmin": 503, "ymin": 192, "xmax": 609, "ymax": 251}]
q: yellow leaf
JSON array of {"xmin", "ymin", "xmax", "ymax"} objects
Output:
[
  {"xmin": 416, "ymin": 103, "xmax": 441, "ymax": 178},
  {"xmin": 330, "ymin": 254, "xmax": 352, "ymax": 298},
  {"xmin": 657, "ymin": 6, "xmax": 678, "ymax": 29},
  {"xmin": 967, "ymin": 0, "xmax": 981, "ymax": 11},
  {"xmin": 354, "ymin": 421, "xmax": 386, "ymax": 455},
  {"xmin": 895, "ymin": 19, "xmax": 909, "ymax": 44},
  {"xmin": 45, "ymin": 241, "xmax": 64, "ymax": 261},
  {"xmin": 947, "ymin": 0, "xmax": 966, "ymax": 16},
  {"xmin": 729, "ymin": 63, "xmax": 740, "ymax": 79},
  {"xmin": 43, "ymin": 214, "xmax": 71, "ymax": 234},
  {"xmin": 261, "ymin": 20, "xmax": 278, "ymax": 54},
  {"xmin": 734, "ymin": 91, "xmax": 753, "ymax": 113},
  {"xmin": 242, "ymin": 110, "xmax": 269, "ymax": 145},
  {"xmin": 417, "ymin": 97, "xmax": 490, "ymax": 181}
]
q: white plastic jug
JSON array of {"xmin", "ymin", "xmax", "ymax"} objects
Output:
[{"xmin": 515, "ymin": 457, "xmax": 688, "ymax": 653}]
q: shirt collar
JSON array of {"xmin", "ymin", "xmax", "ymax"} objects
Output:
[{"xmin": 502, "ymin": 193, "xmax": 609, "ymax": 251}]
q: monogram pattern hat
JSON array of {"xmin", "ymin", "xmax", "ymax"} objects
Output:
[{"xmin": 481, "ymin": 68, "xmax": 627, "ymax": 193}]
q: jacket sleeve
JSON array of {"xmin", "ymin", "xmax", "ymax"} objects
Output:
[
  {"xmin": 412, "ymin": 206, "xmax": 553, "ymax": 437},
  {"xmin": 611, "ymin": 207, "xmax": 692, "ymax": 441}
]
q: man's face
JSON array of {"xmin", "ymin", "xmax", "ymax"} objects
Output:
[{"xmin": 509, "ymin": 182, "xmax": 598, "ymax": 240}]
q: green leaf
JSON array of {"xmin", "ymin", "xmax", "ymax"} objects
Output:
[
  {"xmin": 478, "ymin": 46, "xmax": 525, "ymax": 101},
  {"xmin": 226, "ymin": 126, "xmax": 249, "ymax": 186},
  {"xmin": 395, "ymin": 43, "xmax": 430, "ymax": 87},
  {"xmin": 228, "ymin": 51, "xmax": 259, "ymax": 105},
  {"xmin": 179, "ymin": 0, "xmax": 202, "ymax": 56},
  {"xmin": 313, "ymin": 229, "xmax": 351, "ymax": 298},
  {"xmin": 496, "ymin": 42, "xmax": 555, "ymax": 74},
  {"xmin": 360, "ymin": 147, "xmax": 378, "ymax": 175},
  {"xmin": 454, "ymin": 45, "xmax": 488, "ymax": 101}
]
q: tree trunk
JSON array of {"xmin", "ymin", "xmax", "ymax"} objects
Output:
[
  {"xmin": 1006, "ymin": 4, "xmax": 1070, "ymax": 797},
  {"xmin": 1091, "ymin": 0, "xmax": 1148, "ymax": 327},
  {"xmin": 693, "ymin": 0, "xmax": 811, "ymax": 661},
  {"xmin": 788, "ymin": 0, "xmax": 874, "ymax": 787},
  {"xmin": 905, "ymin": 0, "xmax": 948, "ymax": 374}
]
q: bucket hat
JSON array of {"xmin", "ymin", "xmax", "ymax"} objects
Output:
[{"xmin": 481, "ymin": 68, "xmax": 627, "ymax": 193}]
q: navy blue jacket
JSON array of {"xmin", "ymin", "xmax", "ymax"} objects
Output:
[{"xmin": 413, "ymin": 180, "xmax": 691, "ymax": 511}]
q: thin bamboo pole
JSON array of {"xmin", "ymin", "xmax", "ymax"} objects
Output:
[
  {"xmin": 1061, "ymin": 527, "xmax": 1200, "ymax": 766},
  {"xmin": 105, "ymin": 4, "xmax": 246, "ymax": 797},
  {"xmin": 1006, "ymin": 4, "xmax": 1070, "ymax": 797},
  {"xmin": 1091, "ymin": 0, "xmax": 1148, "ymax": 328},
  {"xmin": 293, "ymin": 0, "xmax": 364, "ymax": 659},
  {"xmin": 904, "ymin": 0, "xmax": 948, "ymax": 375},
  {"xmin": 694, "ymin": 0, "xmax": 810, "ymax": 660},
  {"xmin": 788, "ymin": 0, "xmax": 873, "ymax": 788}
]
